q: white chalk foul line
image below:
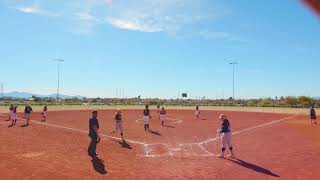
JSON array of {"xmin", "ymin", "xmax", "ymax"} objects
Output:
[
  {"xmin": 0, "ymin": 114, "xmax": 145, "ymax": 145},
  {"xmin": 142, "ymin": 143, "xmax": 215, "ymax": 157},
  {"xmin": 198, "ymin": 144, "xmax": 215, "ymax": 156},
  {"xmin": 199, "ymin": 114, "xmax": 299, "ymax": 145}
]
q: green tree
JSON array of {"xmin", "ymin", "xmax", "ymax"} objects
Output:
[
  {"xmin": 284, "ymin": 96, "xmax": 298, "ymax": 107},
  {"xmin": 298, "ymin": 96, "xmax": 311, "ymax": 107}
]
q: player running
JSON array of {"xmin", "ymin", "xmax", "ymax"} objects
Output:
[
  {"xmin": 9, "ymin": 106, "xmax": 18, "ymax": 127},
  {"xmin": 310, "ymin": 105, "xmax": 317, "ymax": 125},
  {"xmin": 143, "ymin": 105, "xmax": 151, "ymax": 131},
  {"xmin": 195, "ymin": 105, "xmax": 200, "ymax": 120},
  {"xmin": 23, "ymin": 105, "xmax": 33, "ymax": 126},
  {"xmin": 8, "ymin": 104, "xmax": 14, "ymax": 121},
  {"xmin": 88, "ymin": 111, "xmax": 100, "ymax": 158},
  {"xmin": 110, "ymin": 109, "xmax": 125, "ymax": 140},
  {"xmin": 217, "ymin": 114, "xmax": 234, "ymax": 158},
  {"xmin": 41, "ymin": 105, "xmax": 48, "ymax": 122},
  {"xmin": 160, "ymin": 107, "xmax": 166, "ymax": 126}
]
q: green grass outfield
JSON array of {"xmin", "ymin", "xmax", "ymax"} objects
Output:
[{"xmin": 0, "ymin": 104, "xmax": 314, "ymax": 115}]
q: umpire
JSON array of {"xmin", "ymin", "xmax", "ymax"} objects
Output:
[{"xmin": 88, "ymin": 111, "xmax": 100, "ymax": 158}]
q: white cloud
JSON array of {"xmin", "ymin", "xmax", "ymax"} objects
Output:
[
  {"xmin": 8, "ymin": 0, "xmax": 243, "ymax": 40},
  {"xmin": 15, "ymin": 5, "xmax": 59, "ymax": 17},
  {"xmin": 103, "ymin": 0, "xmax": 219, "ymax": 34},
  {"xmin": 16, "ymin": 6, "xmax": 37, "ymax": 13},
  {"xmin": 73, "ymin": 12, "xmax": 98, "ymax": 22},
  {"xmin": 71, "ymin": 11, "xmax": 101, "ymax": 33},
  {"xmin": 106, "ymin": 17, "xmax": 163, "ymax": 32}
]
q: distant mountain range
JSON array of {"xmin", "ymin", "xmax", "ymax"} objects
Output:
[{"xmin": 2, "ymin": 91, "xmax": 85, "ymax": 99}]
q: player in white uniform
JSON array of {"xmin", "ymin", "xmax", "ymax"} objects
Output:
[
  {"xmin": 41, "ymin": 105, "xmax": 48, "ymax": 122},
  {"xmin": 23, "ymin": 105, "xmax": 33, "ymax": 126},
  {"xmin": 159, "ymin": 107, "xmax": 166, "ymax": 126},
  {"xmin": 9, "ymin": 106, "xmax": 18, "ymax": 127},
  {"xmin": 195, "ymin": 105, "xmax": 200, "ymax": 120},
  {"xmin": 217, "ymin": 114, "xmax": 234, "ymax": 158},
  {"xmin": 8, "ymin": 104, "xmax": 14, "ymax": 121},
  {"xmin": 110, "ymin": 109, "xmax": 124, "ymax": 140}
]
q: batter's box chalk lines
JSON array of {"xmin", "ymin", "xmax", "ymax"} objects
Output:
[
  {"xmin": 143, "ymin": 143, "xmax": 215, "ymax": 157},
  {"xmin": 199, "ymin": 114, "xmax": 299, "ymax": 145},
  {"xmin": 197, "ymin": 143, "xmax": 215, "ymax": 156},
  {"xmin": 0, "ymin": 114, "xmax": 146, "ymax": 146}
]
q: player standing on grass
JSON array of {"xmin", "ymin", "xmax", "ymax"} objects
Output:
[
  {"xmin": 310, "ymin": 105, "xmax": 317, "ymax": 125},
  {"xmin": 9, "ymin": 106, "xmax": 18, "ymax": 127},
  {"xmin": 111, "ymin": 109, "xmax": 125, "ymax": 140},
  {"xmin": 23, "ymin": 105, "xmax": 33, "ymax": 126},
  {"xmin": 160, "ymin": 107, "xmax": 166, "ymax": 126},
  {"xmin": 8, "ymin": 104, "xmax": 14, "ymax": 121},
  {"xmin": 41, "ymin": 105, "xmax": 48, "ymax": 122},
  {"xmin": 217, "ymin": 114, "xmax": 234, "ymax": 158},
  {"xmin": 195, "ymin": 105, "xmax": 200, "ymax": 120},
  {"xmin": 143, "ymin": 105, "xmax": 151, "ymax": 131},
  {"xmin": 88, "ymin": 111, "xmax": 100, "ymax": 158}
]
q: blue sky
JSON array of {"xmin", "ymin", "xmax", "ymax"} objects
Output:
[{"xmin": 0, "ymin": 0, "xmax": 319, "ymax": 99}]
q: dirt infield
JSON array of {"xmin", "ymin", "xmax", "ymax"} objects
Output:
[{"xmin": 1, "ymin": 109, "xmax": 319, "ymax": 179}]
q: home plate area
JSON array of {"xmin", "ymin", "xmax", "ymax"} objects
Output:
[{"xmin": 143, "ymin": 143, "xmax": 214, "ymax": 157}]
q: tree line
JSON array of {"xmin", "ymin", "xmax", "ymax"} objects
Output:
[{"xmin": 0, "ymin": 96, "xmax": 318, "ymax": 108}]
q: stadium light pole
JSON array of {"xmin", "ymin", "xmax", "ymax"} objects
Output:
[
  {"xmin": 53, "ymin": 59, "xmax": 64, "ymax": 100},
  {"xmin": 229, "ymin": 61, "xmax": 238, "ymax": 100}
]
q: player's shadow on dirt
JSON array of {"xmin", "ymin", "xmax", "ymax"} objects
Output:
[
  {"xmin": 21, "ymin": 124, "xmax": 29, "ymax": 128},
  {"xmin": 91, "ymin": 157, "xmax": 107, "ymax": 175},
  {"xmin": 227, "ymin": 158, "xmax": 279, "ymax": 177},
  {"xmin": 163, "ymin": 125, "xmax": 175, "ymax": 128},
  {"xmin": 148, "ymin": 130, "xmax": 161, "ymax": 136},
  {"xmin": 112, "ymin": 139, "xmax": 133, "ymax": 149}
]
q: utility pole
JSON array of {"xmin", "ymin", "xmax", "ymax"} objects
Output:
[
  {"xmin": 229, "ymin": 61, "xmax": 238, "ymax": 100},
  {"xmin": 0, "ymin": 82, "xmax": 3, "ymax": 99},
  {"xmin": 53, "ymin": 59, "xmax": 64, "ymax": 100}
]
